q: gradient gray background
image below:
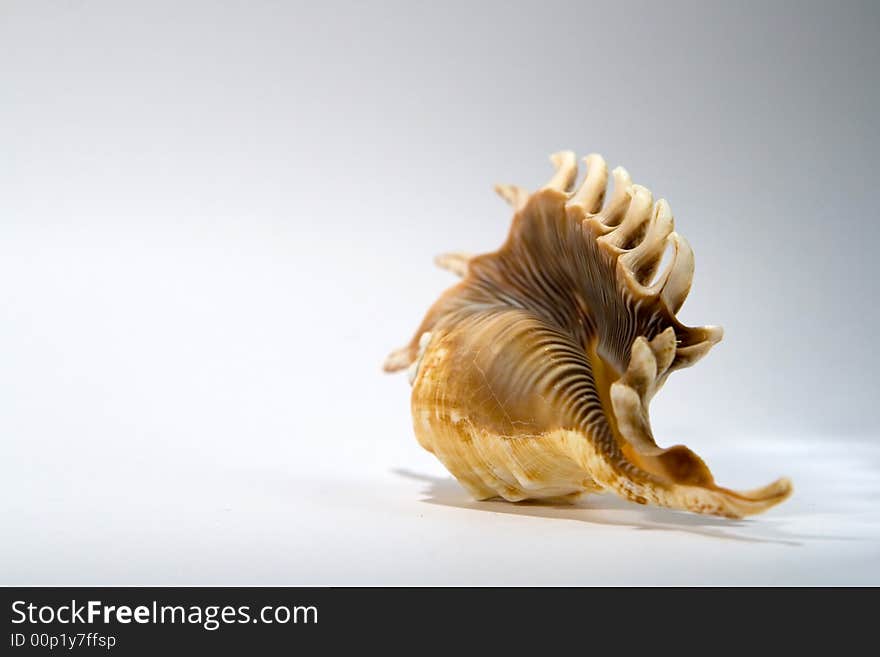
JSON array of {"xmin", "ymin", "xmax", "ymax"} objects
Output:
[{"xmin": 2, "ymin": 1, "xmax": 878, "ymax": 584}]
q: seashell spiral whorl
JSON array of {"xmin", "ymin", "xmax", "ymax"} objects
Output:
[{"xmin": 385, "ymin": 152, "xmax": 792, "ymax": 518}]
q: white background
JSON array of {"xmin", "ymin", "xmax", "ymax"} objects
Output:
[{"xmin": 2, "ymin": 1, "xmax": 878, "ymax": 584}]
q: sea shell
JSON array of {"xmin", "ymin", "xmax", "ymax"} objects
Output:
[{"xmin": 384, "ymin": 152, "xmax": 792, "ymax": 518}]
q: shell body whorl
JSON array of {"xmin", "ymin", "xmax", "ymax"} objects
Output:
[{"xmin": 386, "ymin": 152, "xmax": 792, "ymax": 518}]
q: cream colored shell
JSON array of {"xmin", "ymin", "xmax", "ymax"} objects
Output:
[{"xmin": 385, "ymin": 152, "xmax": 792, "ymax": 518}]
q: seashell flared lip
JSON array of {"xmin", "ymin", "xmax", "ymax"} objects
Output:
[{"xmin": 385, "ymin": 151, "xmax": 792, "ymax": 519}]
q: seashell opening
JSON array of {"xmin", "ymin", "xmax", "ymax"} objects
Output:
[{"xmin": 385, "ymin": 152, "xmax": 792, "ymax": 519}]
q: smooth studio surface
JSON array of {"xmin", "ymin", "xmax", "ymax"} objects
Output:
[
  {"xmin": 4, "ymin": 410, "xmax": 879, "ymax": 584},
  {"xmin": 2, "ymin": 1, "xmax": 878, "ymax": 585}
]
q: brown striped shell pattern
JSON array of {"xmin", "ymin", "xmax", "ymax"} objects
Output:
[{"xmin": 384, "ymin": 152, "xmax": 792, "ymax": 518}]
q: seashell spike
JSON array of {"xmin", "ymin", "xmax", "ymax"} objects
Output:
[{"xmin": 384, "ymin": 152, "xmax": 792, "ymax": 518}]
